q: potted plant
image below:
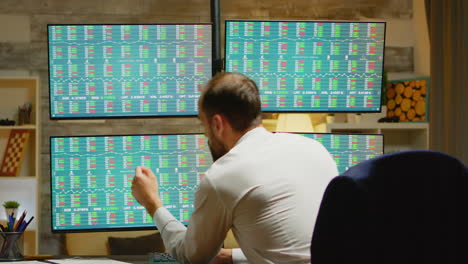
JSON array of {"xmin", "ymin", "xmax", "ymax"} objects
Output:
[{"xmin": 3, "ymin": 200, "xmax": 20, "ymax": 218}]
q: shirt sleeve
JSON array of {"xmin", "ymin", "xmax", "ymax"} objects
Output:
[{"xmin": 153, "ymin": 177, "xmax": 232, "ymax": 264}]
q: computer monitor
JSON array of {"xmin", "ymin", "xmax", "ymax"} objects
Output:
[
  {"xmin": 224, "ymin": 20, "xmax": 386, "ymax": 112},
  {"xmin": 300, "ymin": 133, "xmax": 384, "ymax": 173},
  {"xmin": 49, "ymin": 132, "xmax": 382, "ymax": 232},
  {"xmin": 48, "ymin": 24, "xmax": 212, "ymax": 119},
  {"xmin": 50, "ymin": 134, "xmax": 212, "ymax": 232}
]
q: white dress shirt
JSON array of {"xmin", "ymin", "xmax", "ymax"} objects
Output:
[{"xmin": 153, "ymin": 127, "xmax": 338, "ymax": 264}]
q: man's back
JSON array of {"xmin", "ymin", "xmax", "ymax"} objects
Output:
[
  {"xmin": 204, "ymin": 127, "xmax": 338, "ymax": 263},
  {"xmin": 133, "ymin": 72, "xmax": 338, "ymax": 263}
]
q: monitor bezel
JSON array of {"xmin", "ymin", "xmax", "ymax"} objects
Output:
[
  {"xmin": 47, "ymin": 23, "xmax": 214, "ymax": 120},
  {"xmin": 223, "ymin": 19, "xmax": 387, "ymax": 113},
  {"xmin": 49, "ymin": 132, "xmax": 207, "ymax": 233}
]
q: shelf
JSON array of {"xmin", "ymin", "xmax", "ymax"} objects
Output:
[
  {"xmin": 0, "ymin": 176, "xmax": 37, "ymax": 179},
  {"xmin": 325, "ymin": 122, "xmax": 429, "ymax": 152},
  {"xmin": 0, "ymin": 77, "xmax": 39, "ymax": 255},
  {"xmin": 326, "ymin": 122, "xmax": 429, "ymax": 130},
  {"xmin": 0, "ymin": 125, "xmax": 36, "ymax": 130}
]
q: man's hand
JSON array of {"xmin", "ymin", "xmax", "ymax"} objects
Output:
[
  {"xmin": 131, "ymin": 166, "xmax": 163, "ymax": 216},
  {"xmin": 210, "ymin": 248, "xmax": 233, "ymax": 264}
]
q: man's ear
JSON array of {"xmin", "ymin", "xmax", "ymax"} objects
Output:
[{"xmin": 211, "ymin": 114, "xmax": 226, "ymax": 138}]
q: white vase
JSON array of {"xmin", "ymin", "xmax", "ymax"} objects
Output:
[{"xmin": 5, "ymin": 208, "xmax": 18, "ymax": 218}]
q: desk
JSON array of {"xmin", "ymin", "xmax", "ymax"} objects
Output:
[{"xmin": 18, "ymin": 255, "xmax": 150, "ymax": 264}]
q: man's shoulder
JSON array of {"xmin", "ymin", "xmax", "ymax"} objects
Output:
[{"xmin": 271, "ymin": 132, "xmax": 320, "ymax": 147}]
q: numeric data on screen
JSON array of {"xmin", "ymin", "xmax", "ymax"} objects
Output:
[
  {"xmin": 302, "ymin": 133, "xmax": 383, "ymax": 173},
  {"xmin": 48, "ymin": 24, "xmax": 212, "ymax": 118},
  {"xmin": 50, "ymin": 134, "xmax": 212, "ymax": 231},
  {"xmin": 225, "ymin": 21, "xmax": 385, "ymax": 112},
  {"xmin": 49, "ymin": 132, "xmax": 382, "ymax": 231}
]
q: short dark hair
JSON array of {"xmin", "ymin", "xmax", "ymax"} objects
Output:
[{"xmin": 199, "ymin": 72, "xmax": 262, "ymax": 132}]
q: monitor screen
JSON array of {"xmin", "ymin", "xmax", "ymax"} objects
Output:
[
  {"xmin": 49, "ymin": 132, "xmax": 382, "ymax": 232},
  {"xmin": 50, "ymin": 134, "xmax": 212, "ymax": 232},
  {"xmin": 225, "ymin": 20, "xmax": 386, "ymax": 112},
  {"xmin": 48, "ymin": 24, "xmax": 212, "ymax": 119},
  {"xmin": 300, "ymin": 133, "xmax": 384, "ymax": 173}
]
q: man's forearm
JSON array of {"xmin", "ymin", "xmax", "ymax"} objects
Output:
[{"xmin": 146, "ymin": 198, "xmax": 163, "ymax": 216}]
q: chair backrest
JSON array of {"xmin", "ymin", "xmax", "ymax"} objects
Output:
[{"xmin": 310, "ymin": 150, "xmax": 468, "ymax": 264}]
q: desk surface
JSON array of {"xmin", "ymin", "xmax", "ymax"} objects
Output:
[{"xmin": 19, "ymin": 255, "xmax": 150, "ymax": 264}]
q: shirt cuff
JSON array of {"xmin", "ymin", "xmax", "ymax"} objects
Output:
[
  {"xmin": 153, "ymin": 207, "xmax": 177, "ymax": 232},
  {"xmin": 232, "ymin": 248, "xmax": 249, "ymax": 264}
]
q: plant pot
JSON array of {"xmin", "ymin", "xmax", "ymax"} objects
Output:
[{"xmin": 5, "ymin": 208, "xmax": 18, "ymax": 218}]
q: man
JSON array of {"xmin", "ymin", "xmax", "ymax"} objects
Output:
[{"xmin": 132, "ymin": 72, "xmax": 338, "ymax": 263}]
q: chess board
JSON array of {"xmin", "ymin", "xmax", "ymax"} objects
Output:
[{"xmin": 1, "ymin": 129, "xmax": 30, "ymax": 176}]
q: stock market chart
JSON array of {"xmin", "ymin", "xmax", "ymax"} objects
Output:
[
  {"xmin": 49, "ymin": 132, "xmax": 382, "ymax": 231},
  {"xmin": 225, "ymin": 20, "xmax": 386, "ymax": 112},
  {"xmin": 48, "ymin": 24, "xmax": 212, "ymax": 118},
  {"xmin": 50, "ymin": 134, "xmax": 212, "ymax": 231},
  {"xmin": 302, "ymin": 133, "xmax": 383, "ymax": 173}
]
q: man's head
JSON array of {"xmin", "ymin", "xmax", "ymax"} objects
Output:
[{"xmin": 198, "ymin": 72, "xmax": 262, "ymax": 161}]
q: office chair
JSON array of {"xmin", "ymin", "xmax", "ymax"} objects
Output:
[{"xmin": 310, "ymin": 150, "xmax": 468, "ymax": 264}]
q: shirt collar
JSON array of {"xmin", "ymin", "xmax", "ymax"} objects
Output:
[{"xmin": 233, "ymin": 126, "xmax": 269, "ymax": 148}]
